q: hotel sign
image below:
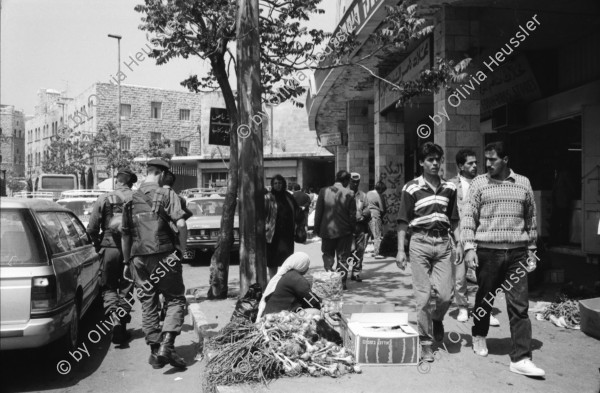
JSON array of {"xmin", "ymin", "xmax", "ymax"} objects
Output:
[{"xmin": 379, "ymin": 37, "xmax": 433, "ymax": 112}]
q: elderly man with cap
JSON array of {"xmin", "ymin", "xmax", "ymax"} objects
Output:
[
  {"xmin": 121, "ymin": 158, "xmax": 188, "ymax": 369},
  {"xmin": 348, "ymin": 172, "xmax": 371, "ymax": 282},
  {"xmin": 87, "ymin": 167, "xmax": 138, "ymax": 345}
]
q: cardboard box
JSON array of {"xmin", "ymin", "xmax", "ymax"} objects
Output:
[{"xmin": 343, "ymin": 313, "xmax": 419, "ymax": 365}]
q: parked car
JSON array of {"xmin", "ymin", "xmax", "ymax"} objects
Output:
[
  {"xmin": 55, "ymin": 190, "xmax": 107, "ymax": 228},
  {"xmin": 180, "ymin": 187, "xmax": 227, "ymax": 200},
  {"xmin": 0, "ymin": 198, "xmax": 101, "ymax": 351},
  {"xmin": 183, "ymin": 196, "xmax": 239, "ymax": 261}
]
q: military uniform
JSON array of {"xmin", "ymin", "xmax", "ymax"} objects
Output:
[
  {"xmin": 87, "ymin": 172, "xmax": 136, "ymax": 343},
  {"xmin": 121, "ymin": 159, "xmax": 188, "ymax": 369}
]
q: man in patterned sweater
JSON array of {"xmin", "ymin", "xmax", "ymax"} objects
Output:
[{"xmin": 462, "ymin": 141, "xmax": 545, "ymax": 377}]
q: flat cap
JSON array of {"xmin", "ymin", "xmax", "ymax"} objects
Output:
[
  {"xmin": 117, "ymin": 167, "xmax": 138, "ymax": 183},
  {"xmin": 147, "ymin": 158, "xmax": 170, "ymax": 171}
]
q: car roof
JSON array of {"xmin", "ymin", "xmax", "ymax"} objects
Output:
[
  {"xmin": 56, "ymin": 197, "xmax": 98, "ymax": 202},
  {"xmin": 1, "ymin": 197, "xmax": 72, "ymax": 212},
  {"xmin": 186, "ymin": 196, "xmax": 225, "ymax": 202}
]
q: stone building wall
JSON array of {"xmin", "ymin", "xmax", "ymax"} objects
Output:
[{"xmin": 1, "ymin": 105, "xmax": 26, "ymax": 177}]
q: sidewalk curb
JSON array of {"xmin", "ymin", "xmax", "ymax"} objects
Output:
[{"xmin": 188, "ymin": 302, "xmax": 209, "ymax": 358}]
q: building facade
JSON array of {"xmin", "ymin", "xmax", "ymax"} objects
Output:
[
  {"xmin": 0, "ymin": 105, "xmax": 26, "ymax": 179},
  {"xmin": 307, "ymin": 0, "xmax": 600, "ymax": 267},
  {"xmin": 25, "ymin": 83, "xmax": 333, "ymax": 191}
]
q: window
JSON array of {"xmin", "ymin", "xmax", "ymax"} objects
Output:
[
  {"xmin": 120, "ymin": 104, "xmax": 132, "ymax": 118},
  {"xmin": 179, "ymin": 109, "xmax": 191, "ymax": 121},
  {"xmin": 174, "ymin": 140, "xmax": 190, "ymax": 156},
  {"xmin": 150, "ymin": 132, "xmax": 162, "ymax": 142},
  {"xmin": 66, "ymin": 213, "xmax": 91, "ymax": 246},
  {"xmin": 151, "ymin": 102, "xmax": 162, "ymax": 119},
  {"xmin": 203, "ymin": 172, "xmax": 228, "ymax": 188},
  {"xmin": 0, "ymin": 209, "xmax": 47, "ymax": 266},
  {"xmin": 57, "ymin": 212, "xmax": 85, "ymax": 249},
  {"xmin": 37, "ymin": 212, "xmax": 70, "ymax": 254},
  {"xmin": 120, "ymin": 136, "xmax": 131, "ymax": 151}
]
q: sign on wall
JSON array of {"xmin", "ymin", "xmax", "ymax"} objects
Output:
[
  {"xmin": 208, "ymin": 108, "xmax": 231, "ymax": 146},
  {"xmin": 319, "ymin": 133, "xmax": 343, "ymax": 147},
  {"xmin": 379, "ymin": 37, "xmax": 433, "ymax": 112}
]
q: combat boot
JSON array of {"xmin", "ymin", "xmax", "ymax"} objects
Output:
[
  {"xmin": 157, "ymin": 332, "xmax": 187, "ymax": 369},
  {"xmin": 149, "ymin": 344, "xmax": 165, "ymax": 369}
]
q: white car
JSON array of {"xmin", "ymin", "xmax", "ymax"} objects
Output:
[{"xmin": 55, "ymin": 190, "xmax": 107, "ymax": 228}]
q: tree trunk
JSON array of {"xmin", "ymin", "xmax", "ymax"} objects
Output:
[
  {"xmin": 206, "ymin": 53, "xmax": 240, "ymax": 299},
  {"xmin": 237, "ymin": 0, "xmax": 267, "ymax": 297}
]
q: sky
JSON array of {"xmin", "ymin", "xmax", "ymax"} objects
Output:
[{"xmin": 0, "ymin": 0, "xmax": 337, "ymax": 115}]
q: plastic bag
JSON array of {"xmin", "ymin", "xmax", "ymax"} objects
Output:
[{"xmin": 231, "ymin": 283, "xmax": 263, "ymax": 322}]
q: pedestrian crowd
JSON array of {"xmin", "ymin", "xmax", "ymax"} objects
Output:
[{"xmin": 84, "ymin": 140, "xmax": 544, "ymax": 378}]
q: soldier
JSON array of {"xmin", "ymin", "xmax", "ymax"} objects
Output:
[
  {"xmin": 87, "ymin": 167, "xmax": 137, "ymax": 344},
  {"xmin": 121, "ymin": 159, "xmax": 188, "ymax": 369}
]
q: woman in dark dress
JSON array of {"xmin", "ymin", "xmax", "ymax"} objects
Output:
[
  {"xmin": 266, "ymin": 174, "xmax": 302, "ymax": 279},
  {"xmin": 258, "ymin": 252, "xmax": 321, "ymax": 318}
]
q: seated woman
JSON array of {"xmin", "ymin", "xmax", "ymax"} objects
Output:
[{"xmin": 257, "ymin": 252, "xmax": 321, "ymax": 317}]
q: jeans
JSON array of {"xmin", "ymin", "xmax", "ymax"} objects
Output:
[
  {"xmin": 100, "ymin": 247, "xmax": 134, "ymax": 321},
  {"xmin": 131, "ymin": 251, "xmax": 187, "ymax": 346},
  {"xmin": 452, "ymin": 251, "xmax": 469, "ymax": 308},
  {"xmin": 368, "ymin": 217, "xmax": 383, "ymax": 255},
  {"xmin": 471, "ymin": 247, "xmax": 532, "ymax": 362},
  {"xmin": 409, "ymin": 233, "xmax": 453, "ymax": 345}
]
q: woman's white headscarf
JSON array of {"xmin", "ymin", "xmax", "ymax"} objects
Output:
[{"xmin": 257, "ymin": 252, "xmax": 311, "ymax": 318}]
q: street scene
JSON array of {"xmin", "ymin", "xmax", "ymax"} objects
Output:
[{"xmin": 1, "ymin": 0, "xmax": 600, "ymax": 392}]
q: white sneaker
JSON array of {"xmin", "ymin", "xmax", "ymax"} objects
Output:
[
  {"xmin": 472, "ymin": 336, "xmax": 488, "ymax": 357},
  {"xmin": 489, "ymin": 315, "xmax": 500, "ymax": 326},
  {"xmin": 510, "ymin": 359, "xmax": 545, "ymax": 377},
  {"xmin": 457, "ymin": 308, "xmax": 469, "ymax": 322}
]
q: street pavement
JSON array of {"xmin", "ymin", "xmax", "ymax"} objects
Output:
[{"xmin": 1, "ymin": 240, "xmax": 599, "ymax": 393}]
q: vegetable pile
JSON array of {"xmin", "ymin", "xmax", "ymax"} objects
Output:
[
  {"xmin": 311, "ymin": 271, "xmax": 344, "ymax": 300},
  {"xmin": 203, "ymin": 310, "xmax": 360, "ymax": 392},
  {"xmin": 541, "ymin": 296, "xmax": 581, "ymax": 329}
]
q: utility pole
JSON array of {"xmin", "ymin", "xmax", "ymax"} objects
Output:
[
  {"xmin": 108, "ymin": 34, "xmax": 122, "ymax": 190},
  {"xmin": 237, "ymin": 0, "xmax": 266, "ymax": 296}
]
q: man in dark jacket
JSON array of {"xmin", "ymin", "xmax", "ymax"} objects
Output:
[
  {"xmin": 121, "ymin": 159, "xmax": 188, "ymax": 369},
  {"xmin": 87, "ymin": 167, "xmax": 137, "ymax": 344},
  {"xmin": 314, "ymin": 170, "xmax": 356, "ymax": 289}
]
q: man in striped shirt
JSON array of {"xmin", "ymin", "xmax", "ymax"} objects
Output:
[
  {"xmin": 396, "ymin": 142, "xmax": 459, "ymax": 363},
  {"xmin": 462, "ymin": 141, "xmax": 545, "ymax": 377}
]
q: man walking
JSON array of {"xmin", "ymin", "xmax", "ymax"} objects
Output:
[
  {"xmin": 367, "ymin": 181, "xmax": 387, "ymax": 259},
  {"xmin": 462, "ymin": 141, "xmax": 544, "ymax": 377},
  {"xmin": 348, "ymin": 173, "xmax": 371, "ymax": 282},
  {"xmin": 396, "ymin": 142, "xmax": 459, "ymax": 362},
  {"xmin": 292, "ymin": 184, "xmax": 311, "ymax": 228},
  {"xmin": 87, "ymin": 168, "xmax": 137, "ymax": 344},
  {"xmin": 448, "ymin": 149, "xmax": 501, "ymax": 326},
  {"xmin": 314, "ymin": 170, "xmax": 356, "ymax": 289},
  {"xmin": 121, "ymin": 159, "xmax": 188, "ymax": 369}
]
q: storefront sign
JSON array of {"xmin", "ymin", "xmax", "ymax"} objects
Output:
[
  {"xmin": 379, "ymin": 38, "xmax": 433, "ymax": 112},
  {"xmin": 313, "ymin": 0, "xmax": 389, "ymax": 93},
  {"xmin": 319, "ymin": 133, "xmax": 343, "ymax": 147},
  {"xmin": 208, "ymin": 108, "xmax": 231, "ymax": 146},
  {"xmin": 480, "ymin": 55, "xmax": 542, "ymax": 117}
]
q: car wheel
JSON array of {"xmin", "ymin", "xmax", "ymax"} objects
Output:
[{"xmin": 62, "ymin": 299, "xmax": 81, "ymax": 351}]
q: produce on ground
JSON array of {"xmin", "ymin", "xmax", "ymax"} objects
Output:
[
  {"xmin": 541, "ymin": 296, "xmax": 581, "ymax": 328},
  {"xmin": 311, "ymin": 271, "xmax": 344, "ymax": 300},
  {"xmin": 203, "ymin": 310, "xmax": 360, "ymax": 392}
]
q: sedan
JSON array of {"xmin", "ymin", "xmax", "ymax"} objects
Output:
[
  {"xmin": 183, "ymin": 196, "xmax": 239, "ymax": 261},
  {"xmin": 0, "ymin": 198, "xmax": 101, "ymax": 351}
]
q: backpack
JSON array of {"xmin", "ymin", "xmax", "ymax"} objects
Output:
[{"xmin": 106, "ymin": 189, "xmax": 128, "ymax": 233}]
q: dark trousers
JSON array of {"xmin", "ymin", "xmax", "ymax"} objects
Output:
[
  {"xmin": 472, "ymin": 247, "xmax": 532, "ymax": 362},
  {"xmin": 131, "ymin": 252, "xmax": 187, "ymax": 346},
  {"xmin": 352, "ymin": 226, "xmax": 369, "ymax": 273},
  {"xmin": 321, "ymin": 234, "xmax": 353, "ymax": 283},
  {"xmin": 100, "ymin": 247, "xmax": 134, "ymax": 321}
]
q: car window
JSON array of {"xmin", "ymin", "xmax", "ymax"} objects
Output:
[
  {"xmin": 37, "ymin": 212, "xmax": 71, "ymax": 254},
  {"xmin": 56, "ymin": 212, "xmax": 85, "ymax": 249},
  {"xmin": 66, "ymin": 213, "xmax": 91, "ymax": 246},
  {"xmin": 56, "ymin": 200, "xmax": 96, "ymax": 222},
  {"xmin": 0, "ymin": 209, "xmax": 48, "ymax": 266}
]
